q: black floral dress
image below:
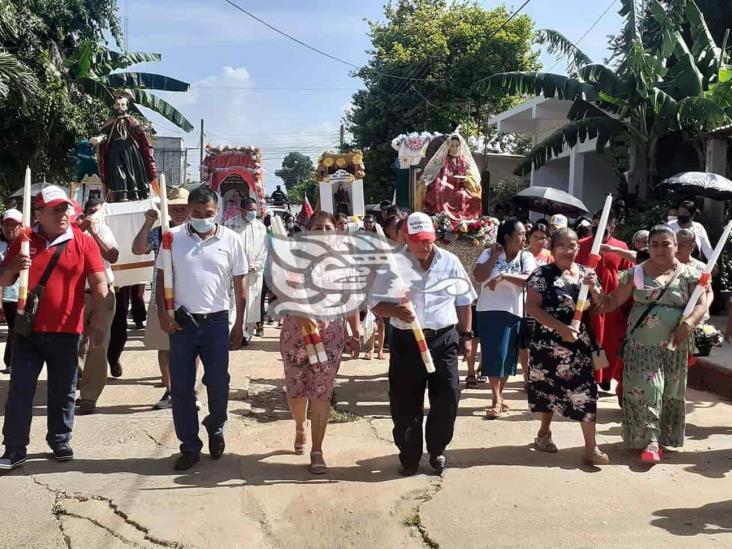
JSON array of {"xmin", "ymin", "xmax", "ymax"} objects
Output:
[{"xmin": 526, "ymin": 264, "xmax": 598, "ymax": 422}]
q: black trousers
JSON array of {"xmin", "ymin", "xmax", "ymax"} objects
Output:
[
  {"xmin": 129, "ymin": 283, "xmax": 147, "ymax": 325},
  {"xmin": 108, "ymin": 286, "xmax": 130, "ymax": 367},
  {"xmin": 2, "ymin": 301, "xmax": 17, "ymax": 368},
  {"xmin": 388, "ymin": 327, "xmax": 460, "ymax": 467}
]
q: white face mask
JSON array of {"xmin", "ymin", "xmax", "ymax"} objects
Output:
[
  {"xmin": 667, "ymin": 215, "xmax": 677, "ymax": 222},
  {"xmin": 189, "ymin": 216, "xmax": 216, "ymax": 233}
]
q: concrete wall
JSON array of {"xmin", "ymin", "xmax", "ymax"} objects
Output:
[
  {"xmin": 532, "ymin": 157, "xmax": 570, "ymax": 192},
  {"xmin": 474, "ymin": 154, "xmax": 527, "ymax": 186},
  {"xmin": 579, "ymin": 152, "xmax": 617, "ymax": 213},
  {"xmin": 153, "ymin": 136, "xmax": 185, "ymax": 187}
]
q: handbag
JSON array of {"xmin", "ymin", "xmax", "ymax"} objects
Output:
[
  {"xmin": 583, "ymin": 314, "xmax": 609, "ymax": 371},
  {"xmin": 14, "ymin": 241, "xmax": 68, "ymax": 337},
  {"xmin": 619, "ymin": 264, "xmax": 682, "ymax": 355}
]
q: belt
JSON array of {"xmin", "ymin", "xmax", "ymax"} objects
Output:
[
  {"xmin": 190, "ymin": 311, "xmax": 228, "ymax": 322},
  {"xmin": 395, "ymin": 325, "xmax": 455, "ymax": 340}
]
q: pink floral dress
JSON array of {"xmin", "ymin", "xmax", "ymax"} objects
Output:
[{"xmin": 279, "ymin": 316, "xmax": 346, "ymax": 401}]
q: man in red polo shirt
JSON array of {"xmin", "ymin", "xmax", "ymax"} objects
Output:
[
  {"xmin": 0, "ymin": 186, "xmax": 108, "ymax": 471},
  {"xmin": 576, "ymin": 210, "xmax": 633, "ymax": 396}
]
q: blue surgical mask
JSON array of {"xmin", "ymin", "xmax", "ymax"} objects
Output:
[
  {"xmin": 189, "ymin": 216, "xmax": 216, "ymax": 233},
  {"xmin": 245, "ymin": 210, "xmax": 257, "ymax": 222}
]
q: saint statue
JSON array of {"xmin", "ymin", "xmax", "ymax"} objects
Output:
[
  {"xmin": 90, "ymin": 90, "xmax": 158, "ymax": 202},
  {"xmin": 420, "ymin": 133, "xmax": 482, "ymax": 220}
]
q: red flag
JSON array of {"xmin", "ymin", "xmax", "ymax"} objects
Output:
[{"xmin": 297, "ymin": 194, "xmax": 314, "ymax": 226}]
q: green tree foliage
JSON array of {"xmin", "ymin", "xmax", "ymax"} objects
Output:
[
  {"xmin": 275, "ymin": 152, "xmax": 316, "ymax": 190},
  {"xmin": 481, "ymin": 0, "xmax": 732, "ymax": 197},
  {"xmin": 346, "ymin": 0, "xmax": 538, "ymax": 202},
  {"xmin": 0, "ymin": 0, "xmax": 122, "ymax": 188}
]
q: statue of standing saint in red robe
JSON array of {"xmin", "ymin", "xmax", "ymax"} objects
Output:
[{"xmin": 90, "ymin": 90, "xmax": 158, "ymax": 202}]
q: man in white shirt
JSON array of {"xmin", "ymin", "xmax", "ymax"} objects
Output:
[
  {"xmin": 229, "ymin": 197, "xmax": 268, "ymax": 342},
  {"xmin": 76, "ymin": 198, "xmax": 119, "ymax": 415},
  {"xmin": 371, "ymin": 212, "xmax": 476, "ymax": 476},
  {"xmin": 156, "ymin": 186, "xmax": 247, "ymax": 471},
  {"xmin": 666, "ymin": 200, "xmax": 713, "ymax": 261}
]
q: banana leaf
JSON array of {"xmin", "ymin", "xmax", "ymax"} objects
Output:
[
  {"xmin": 537, "ymin": 29, "xmax": 593, "ymax": 74},
  {"xmin": 131, "ymin": 89, "xmax": 194, "ymax": 132},
  {"xmin": 677, "ymin": 97, "xmax": 730, "ymax": 131},
  {"xmin": 685, "ymin": 0, "xmax": 721, "ymax": 78},
  {"xmin": 106, "ymin": 72, "xmax": 190, "ymax": 92},
  {"xmin": 478, "ymin": 72, "xmax": 598, "ymax": 102}
]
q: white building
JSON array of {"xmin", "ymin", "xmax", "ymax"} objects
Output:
[
  {"xmin": 489, "ymin": 97, "xmax": 617, "ymax": 214},
  {"xmin": 153, "ymin": 136, "xmax": 186, "ymax": 187}
]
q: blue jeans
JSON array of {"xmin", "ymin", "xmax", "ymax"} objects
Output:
[
  {"xmin": 2, "ymin": 332, "xmax": 81, "ymax": 456},
  {"xmin": 169, "ymin": 312, "xmax": 230, "ymax": 455}
]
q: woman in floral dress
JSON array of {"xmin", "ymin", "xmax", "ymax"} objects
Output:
[
  {"xmin": 594, "ymin": 225, "xmax": 707, "ymax": 464},
  {"xmin": 525, "ymin": 228, "xmax": 609, "ymax": 465},
  {"xmin": 279, "ymin": 211, "xmax": 361, "ymax": 474}
]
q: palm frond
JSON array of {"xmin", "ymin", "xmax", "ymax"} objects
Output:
[
  {"xmin": 513, "ymin": 117, "xmax": 626, "ymax": 175},
  {"xmin": 537, "ymin": 29, "xmax": 593, "ymax": 74},
  {"xmin": 95, "ymin": 48, "xmax": 162, "ymax": 76},
  {"xmin": 478, "ymin": 72, "xmax": 598, "ymax": 101},
  {"xmin": 106, "ymin": 72, "xmax": 190, "ymax": 92},
  {"xmin": 131, "ymin": 89, "xmax": 194, "ymax": 132},
  {"xmin": 0, "ymin": 51, "xmax": 39, "ymax": 103}
]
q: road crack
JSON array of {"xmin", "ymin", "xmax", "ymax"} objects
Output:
[
  {"xmin": 32, "ymin": 476, "xmax": 180, "ymax": 548},
  {"xmin": 133, "ymin": 422, "xmax": 169, "ymax": 449},
  {"xmin": 403, "ymin": 479, "xmax": 444, "ymax": 548}
]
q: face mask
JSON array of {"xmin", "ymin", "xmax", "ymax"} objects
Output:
[
  {"xmin": 667, "ymin": 215, "xmax": 677, "ymax": 222},
  {"xmin": 677, "ymin": 214, "xmax": 691, "ymax": 224},
  {"xmin": 189, "ymin": 216, "xmax": 216, "ymax": 233},
  {"xmin": 286, "ymin": 221, "xmax": 294, "ymax": 229},
  {"xmin": 86, "ymin": 211, "xmax": 100, "ymax": 220},
  {"xmin": 245, "ymin": 210, "xmax": 257, "ymax": 222}
]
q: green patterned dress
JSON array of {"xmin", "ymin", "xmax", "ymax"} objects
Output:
[{"xmin": 619, "ymin": 264, "xmax": 699, "ymax": 449}]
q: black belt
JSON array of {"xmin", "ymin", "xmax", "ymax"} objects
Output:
[
  {"xmin": 395, "ymin": 325, "xmax": 455, "ymax": 340},
  {"xmin": 190, "ymin": 311, "xmax": 228, "ymax": 322}
]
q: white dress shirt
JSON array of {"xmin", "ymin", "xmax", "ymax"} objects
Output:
[
  {"xmin": 369, "ymin": 246, "xmax": 476, "ymax": 331},
  {"xmin": 231, "ymin": 217, "xmax": 268, "ymax": 324},
  {"xmin": 667, "ymin": 219, "xmax": 713, "ymax": 261}
]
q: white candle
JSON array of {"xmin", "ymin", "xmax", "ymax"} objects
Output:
[
  {"xmin": 667, "ymin": 218, "xmax": 732, "ymax": 351},
  {"xmin": 571, "ymin": 193, "xmax": 613, "ymax": 331},
  {"xmin": 17, "ymin": 167, "xmax": 32, "ymax": 314}
]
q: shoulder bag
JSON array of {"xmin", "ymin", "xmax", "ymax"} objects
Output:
[
  {"xmin": 14, "ymin": 241, "xmax": 68, "ymax": 337},
  {"xmin": 619, "ymin": 264, "xmax": 682, "ymax": 356}
]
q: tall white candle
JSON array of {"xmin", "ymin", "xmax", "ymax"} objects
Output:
[{"xmin": 17, "ymin": 167, "xmax": 32, "ymax": 314}]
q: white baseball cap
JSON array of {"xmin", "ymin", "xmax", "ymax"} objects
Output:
[
  {"xmin": 406, "ymin": 212, "xmax": 436, "ymax": 243},
  {"xmin": 550, "ymin": 214, "xmax": 568, "ymax": 229},
  {"xmin": 33, "ymin": 185, "xmax": 72, "ymax": 209},
  {"xmin": 2, "ymin": 209, "xmax": 22, "ymax": 223}
]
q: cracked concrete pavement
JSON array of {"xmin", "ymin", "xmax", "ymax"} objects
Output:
[{"xmin": 1, "ymin": 325, "xmax": 731, "ymax": 548}]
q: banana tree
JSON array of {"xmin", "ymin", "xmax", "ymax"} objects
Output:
[
  {"xmin": 478, "ymin": 0, "xmax": 731, "ymax": 197},
  {"xmin": 0, "ymin": 0, "xmax": 37, "ymax": 104},
  {"xmin": 66, "ymin": 40, "xmax": 194, "ymax": 132}
]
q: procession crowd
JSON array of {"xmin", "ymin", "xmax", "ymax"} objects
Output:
[{"xmin": 0, "ymin": 188, "xmax": 722, "ymax": 477}]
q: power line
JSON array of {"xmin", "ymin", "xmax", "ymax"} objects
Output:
[
  {"xmin": 220, "ymin": 0, "xmax": 444, "ymax": 83},
  {"xmin": 193, "ymin": 85, "xmax": 354, "ymax": 92},
  {"xmin": 545, "ymin": 0, "xmax": 617, "ymax": 73}
]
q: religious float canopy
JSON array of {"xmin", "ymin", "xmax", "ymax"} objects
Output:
[
  {"xmin": 317, "ymin": 151, "xmax": 366, "ymax": 217},
  {"xmin": 202, "ymin": 145, "xmax": 267, "ymax": 225}
]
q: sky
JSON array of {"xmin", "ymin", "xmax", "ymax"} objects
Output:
[{"xmin": 124, "ymin": 0, "xmax": 623, "ymax": 192}]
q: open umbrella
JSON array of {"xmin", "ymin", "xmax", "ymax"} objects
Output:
[
  {"xmin": 510, "ymin": 186, "xmax": 589, "ymax": 217},
  {"xmin": 656, "ymin": 172, "xmax": 732, "ymax": 200}
]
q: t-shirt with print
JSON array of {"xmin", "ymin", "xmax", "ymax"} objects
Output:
[{"xmin": 475, "ymin": 249, "xmax": 537, "ymax": 316}]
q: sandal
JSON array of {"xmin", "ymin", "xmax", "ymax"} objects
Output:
[
  {"xmin": 377, "ymin": 352, "xmax": 386, "ymax": 360},
  {"xmin": 534, "ymin": 431, "xmax": 558, "ymax": 453},
  {"xmin": 640, "ymin": 444, "xmax": 663, "ymax": 464},
  {"xmin": 309, "ymin": 450, "xmax": 327, "ymax": 474},
  {"xmin": 465, "ymin": 375, "xmax": 478, "ymax": 389},
  {"xmin": 583, "ymin": 447, "xmax": 610, "ymax": 466},
  {"xmin": 485, "ymin": 406, "xmax": 502, "ymax": 420},
  {"xmin": 294, "ymin": 430, "xmax": 306, "ymax": 455},
  {"xmin": 501, "ymin": 402, "xmax": 510, "ymax": 412},
  {"xmin": 364, "ymin": 352, "xmax": 372, "ymax": 361},
  {"xmin": 477, "ymin": 376, "xmax": 488, "ymax": 383}
]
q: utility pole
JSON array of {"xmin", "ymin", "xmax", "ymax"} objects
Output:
[
  {"xmin": 199, "ymin": 119, "xmax": 205, "ymax": 183},
  {"xmin": 339, "ymin": 123, "xmax": 345, "ymax": 150}
]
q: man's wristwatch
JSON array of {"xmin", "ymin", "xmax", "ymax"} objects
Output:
[{"xmin": 459, "ymin": 330, "xmax": 473, "ymax": 339}]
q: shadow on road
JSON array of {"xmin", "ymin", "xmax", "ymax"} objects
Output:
[{"xmin": 651, "ymin": 499, "xmax": 732, "ymax": 536}]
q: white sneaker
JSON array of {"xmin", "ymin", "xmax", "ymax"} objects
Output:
[{"xmin": 154, "ymin": 390, "xmax": 172, "ymax": 410}]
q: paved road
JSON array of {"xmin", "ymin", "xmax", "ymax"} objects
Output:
[{"xmin": 0, "ymin": 326, "xmax": 731, "ymax": 548}]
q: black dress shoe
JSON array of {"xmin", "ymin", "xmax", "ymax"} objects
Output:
[
  {"xmin": 209, "ymin": 433, "xmax": 225, "ymax": 460},
  {"xmin": 429, "ymin": 454, "xmax": 446, "ymax": 476},
  {"xmin": 399, "ymin": 464, "xmax": 419, "ymax": 476},
  {"xmin": 52, "ymin": 444, "xmax": 74, "ymax": 462},
  {"xmin": 110, "ymin": 362, "xmax": 123, "ymax": 378},
  {"xmin": 174, "ymin": 453, "xmax": 200, "ymax": 471}
]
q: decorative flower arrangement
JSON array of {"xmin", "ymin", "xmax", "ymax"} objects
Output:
[
  {"xmin": 432, "ymin": 213, "xmax": 498, "ymax": 246},
  {"xmin": 694, "ymin": 323, "xmax": 723, "ymax": 357}
]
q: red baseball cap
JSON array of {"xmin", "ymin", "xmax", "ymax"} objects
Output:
[
  {"xmin": 33, "ymin": 185, "xmax": 73, "ymax": 209},
  {"xmin": 2, "ymin": 209, "xmax": 21, "ymax": 224},
  {"xmin": 406, "ymin": 212, "xmax": 436, "ymax": 243}
]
